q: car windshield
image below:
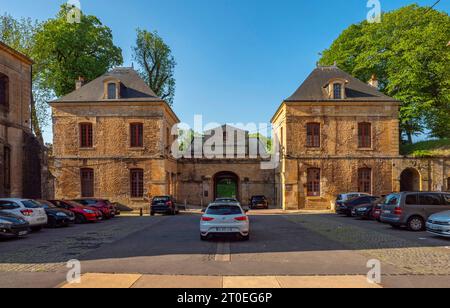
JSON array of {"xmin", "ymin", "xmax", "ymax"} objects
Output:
[
  {"xmin": 22, "ymin": 200, "xmax": 43, "ymax": 209},
  {"xmin": 36, "ymin": 200, "xmax": 56, "ymax": 209},
  {"xmin": 252, "ymin": 196, "xmax": 266, "ymax": 201},
  {"xmin": 206, "ymin": 205, "xmax": 242, "ymax": 216}
]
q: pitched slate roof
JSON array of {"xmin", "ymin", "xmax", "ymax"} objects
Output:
[
  {"xmin": 52, "ymin": 67, "xmax": 163, "ymax": 103},
  {"xmin": 285, "ymin": 66, "xmax": 398, "ymax": 102}
]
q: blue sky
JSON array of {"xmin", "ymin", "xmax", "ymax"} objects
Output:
[{"xmin": 1, "ymin": 0, "xmax": 449, "ymax": 142}]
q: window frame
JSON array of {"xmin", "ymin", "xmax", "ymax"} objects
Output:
[
  {"xmin": 0, "ymin": 73, "xmax": 9, "ymax": 109},
  {"xmin": 333, "ymin": 83, "xmax": 343, "ymax": 99},
  {"xmin": 107, "ymin": 82, "xmax": 117, "ymax": 99},
  {"xmin": 130, "ymin": 123, "xmax": 144, "ymax": 148},
  {"xmin": 80, "ymin": 168, "xmax": 94, "ymax": 198},
  {"xmin": 306, "ymin": 168, "xmax": 321, "ymax": 197},
  {"xmin": 79, "ymin": 123, "xmax": 93, "ymax": 148},
  {"xmin": 130, "ymin": 169, "xmax": 144, "ymax": 198},
  {"xmin": 358, "ymin": 168, "xmax": 372, "ymax": 194},
  {"xmin": 358, "ymin": 122, "xmax": 372, "ymax": 148},
  {"xmin": 306, "ymin": 123, "xmax": 321, "ymax": 148}
]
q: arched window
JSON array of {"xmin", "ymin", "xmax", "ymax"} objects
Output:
[
  {"xmin": 358, "ymin": 168, "xmax": 372, "ymax": 194},
  {"xmin": 80, "ymin": 168, "xmax": 94, "ymax": 197},
  {"xmin": 307, "ymin": 168, "xmax": 321, "ymax": 197},
  {"xmin": 130, "ymin": 169, "xmax": 144, "ymax": 198},
  {"xmin": 79, "ymin": 123, "xmax": 93, "ymax": 148},
  {"xmin": 107, "ymin": 82, "xmax": 117, "ymax": 99},
  {"xmin": 0, "ymin": 73, "xmax": 9, "ymax": 108}
]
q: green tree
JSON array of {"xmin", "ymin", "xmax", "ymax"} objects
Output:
[
  {"xmin": 133, "ymin": 29, "xmax": 176, "ymax": 105},
  {"xmin": 33, "ymin": 5, "xmax": 123, "ymax": 97},
  {"xmin": 0, "ymin": 13, "xmax": 48, "ymax": 140},
  {"xmin": 320, "ymin": 5, "xmax": 450, "ymax": 142}
]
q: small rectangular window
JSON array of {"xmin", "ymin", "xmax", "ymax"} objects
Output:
[
  {"xmin": 358, "ymin": 123, "xmax": 372, "ymax": 148},
  {"xmin": 130, "ymin": 123, "xmax": 143, "ymax": 147},
  {"xmin": 306, "ymin": 123, "xmax": 320, "ymax": 148},
  {"xmin": 80, "ymin": 168, "xmax": 94, "ymax": 197},
  {"xmin": 80, "ymin": 123, "xmax": 93, "ymax": 148},
  {"xmin": 131, "ymin": 169, "xmax": 144, "ymax": 198},
  {"xmin": 333, "ymin": 83, "xmax": 342, "ymax": 99},
  {"xmin": 405, "ymin": 194, "xmax": 418, "ymax": 205},
  {"xmin": 307, "ymin": 168, "xmax": 321, "ymax": 197}
]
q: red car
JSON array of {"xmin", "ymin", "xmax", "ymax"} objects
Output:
[
  {"xmin": 48, "ymin": 200, "xmax": 102, "ymax": 223},
  {"xmin": 73, "ymin": 199, "xmax": 114, "ymax": 219}
]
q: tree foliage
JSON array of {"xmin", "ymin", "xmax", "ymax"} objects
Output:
[
  {"xmin": 133, "ymin": 29, "xmax": 176, "ymax": 105},
  {"xmin": 33, "ymin": 5, "xmax": 123, "ymax": 97},
  {"xmin": 320, "ymin": 5, "xmax": 450, "ymax": 141}
]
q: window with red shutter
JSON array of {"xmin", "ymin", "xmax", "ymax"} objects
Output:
[
  {"xmin": 80, "ymin": 168, "xmax": 94, "ymax": 197},
  {"xmin": 130, "ymin": 169, "xmax": 144, "ymax": 198},
  {"xmin": 79, "ymin": 123, "xmax": 93, "ymax": 148},
  {"xmin": 130, "ymin": 123, "xmax": 143, "ymax": 148},
  {"xmin": 358, "ymin": 168, "xmax": 372, "ymax": 193},
  {"xmin": 358, "ymin": 123, "xmax": 372, "ymax": 148},
  {"xmin": 307, "ymin": 168, "xmax": 321, "ymax": 197},
  {"xmin": 306, "ymin": 123, "xmax": 321, "ymax": 148}
]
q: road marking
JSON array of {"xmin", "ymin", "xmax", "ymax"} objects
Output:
[{"xmin": 215, "ymin": 242, "xmax": 231, "ymax": 262}]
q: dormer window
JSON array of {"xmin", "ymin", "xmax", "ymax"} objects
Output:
[
  {"xmin": 103, "ymin": 78, "xmax": 121, "ymax": 99},
  {"xmin": 333, "ymin": 83, "xmax": 342, "ymax": 99},
  {"xmin": 107, "ymin": 83, "xmax": 117, "ymax": 99}
]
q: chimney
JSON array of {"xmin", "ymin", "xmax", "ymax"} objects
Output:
[
  {"xmin": 368, "ymin": 74, "xmax": 379, "ymax": 89},
  {"xmin": 75, "ymin": 76, "xmax": 85, "ymax": 90}
]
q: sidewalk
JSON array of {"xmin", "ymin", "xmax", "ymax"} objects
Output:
[{"xmin": 60, "ymin": 273, "xmax": 381, "ymax": 288}]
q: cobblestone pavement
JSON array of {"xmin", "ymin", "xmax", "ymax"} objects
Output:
[
  {"xmin": 286, "ymin": 214, "xmax": 450, "ymax": 276},
  {"xmin": 0, "ymin": 216, "xmax": 168, "ymax": 273}
]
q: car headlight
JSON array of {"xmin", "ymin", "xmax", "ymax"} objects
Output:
[
  {"xmin": 358, "ymin": 207, "xmax": 368, "ymax": 211},
  {"xmin": 0, "ymin": 220, "xmax": 13, "ymax": 228},
  {"xmin": 56, "ymin": 212, "xmax": 68, "ymax": 217},
  {"xmin": 83, "ymin": 209, "xmax": 94, "ymax": 214}
]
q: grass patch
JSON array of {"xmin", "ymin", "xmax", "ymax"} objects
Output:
[{"xmin": 401, "ymin": 139, "xmax": 450, "ymax": 157}]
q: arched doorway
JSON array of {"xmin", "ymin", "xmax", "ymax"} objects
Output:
[
  {"xmin": 400, "ymin": 168, "xmax": 421, "ymax": 192},
  {"xmin": 214, "ymin": 172, "xmax": 239, "ymax": 200}
]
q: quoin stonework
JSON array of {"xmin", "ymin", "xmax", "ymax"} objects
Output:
[{"xmin": 50, "ymin": 65, "xmax": 450, "ymax": 210}]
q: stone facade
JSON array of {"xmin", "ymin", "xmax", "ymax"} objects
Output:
[
  {"xmin": 51, "ymin": 66, "xmax": 450, "ymax": 210},
  {"xmin": 0, "ymin": 42, "xmax": 47, "ymax": 199}
]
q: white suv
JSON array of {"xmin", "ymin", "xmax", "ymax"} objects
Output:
[{"xmin": 0, "ymin": 199, "xmax": 48, "ymax": 231}]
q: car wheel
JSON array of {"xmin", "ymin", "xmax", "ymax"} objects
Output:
[
  {"xmin": 150, "ymin": 212, "xmax": 155, "ymax": 216},
  {"xmin": 75, "ymin": 214, "xmax": 86, "ymax": 224},
  {"xmin": 30, "ymin": 226, "xmax": 42, "ymax": 232},
  {"xmin": 200, "ymin": 234, "xmax": 208, "ymax": 241},
  {"xmin": 241, "ymin": 234, "xmax": 250, "ymax": 241},
  {"xmin": 47, "ymin": 217, "xmax": 57, "ymax": 228},
  {"xmin": 408, "ymin": 216, "xmax": 425, "ymax": 232}
]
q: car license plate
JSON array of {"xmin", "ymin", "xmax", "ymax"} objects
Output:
[
  {"xmin": 383, "ymin": 210, "xmax": 390, "ymax": 214},
  {"xmin": 216, "ymin": 228, "xmax": 231, "ymax": 232},
  {"xmin": 18, "ymin": 231, "xmax": 28, "ymax": 236},
  {"xmin": 37, "ymin": 217, "xmax": 46, "ymax": 221}
]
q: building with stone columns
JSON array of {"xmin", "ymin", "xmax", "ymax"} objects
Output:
[{"xmin": 51, "ymin": 65, "xmax": 450, "ymax": 210}]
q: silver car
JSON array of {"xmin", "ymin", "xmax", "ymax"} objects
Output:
[
  {"xmin": 0, "ymin": 199, "xmax": 48, "ymax": 231},
  {"xmin": 427, "ymin": 211, "xmax": 450, "ymax": 238},
  {"xmin": 200, "ymin": 202, "xmax": 250, "ymax": 241}
]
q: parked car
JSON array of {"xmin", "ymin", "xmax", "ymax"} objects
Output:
[
  {"xmin": 105, "ymin": 200, "xmax": 120, "ymax": 216},
  {"xmin": 249, "ymin": 195, "xmax": 269, "ymax": 210},
  {"xmin": 200, "ymin": 202, "xmax": 250, "ymax": 241},
  {"xmin": 426, "ymin": 211, "xmax": 450, "ymax": 238},
  {"xmin": 34, "ymin": 200, "xmax": 75, "ymax": 228},
  {"xmin": 353, "ymin": 196, "xmax": 386, "ymax": 220},
  {"xmin": 380, "ymin": 192, "xmax": 450, "ymax": 231},
  {"xmin": 73, "ymin": 199, "xmax": 113, "ymax": 219},
  {"xmin": 372, "ymin": 203, "xmax": 384, "ymax": 222},
  {"xmin": 0, "ymin": 199, "xmax": 47, "ymax": 231},
  {"xmin": 336, "ymin": 195, "xmax": 379, "ymax": 217},
  {"xmin": 335, "ymin": 193, "xmax": 370, "ymax": 208},
  {"xmin": 48, "ymin": 200, "xmax": 102, "ymax": 223},
  {"xmin": 150, "ymin": 196, "xmax": 179, "ymax": 216},
  {"xmin": 0, "ymin": 211, "xmax": 29, "ymax": 239}
]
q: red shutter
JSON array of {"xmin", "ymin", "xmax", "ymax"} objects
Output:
[
  {"xmin": 307, "ymin": 123, "xmax": 320, "ymax": 148},
  {"xmin": 358, "ymin": 168, "xmax": 372, "ymax": 193},
  {"xmin": 80, "ymin": 123, "xmax": 93, "ymax": 148},
  {"xmin": 307, "ymin": 168, "xmax": 321, "ymax": 196},
  {"xmin": 358, "ymin": 123, "xmax": 371, "ymax": 148},
  {"xmin": 130, "ymin": 123, "xmax": 143, "ymax": 147}
]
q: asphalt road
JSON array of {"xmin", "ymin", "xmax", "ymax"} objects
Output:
[{"xmin": 0, "ymin": 212, "xmax": 449, "ymax": 288}]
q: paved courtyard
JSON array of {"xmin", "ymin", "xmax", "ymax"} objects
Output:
[{"xmin": 0, "ymin": 212, "xmax": 449, "ymax": 288}]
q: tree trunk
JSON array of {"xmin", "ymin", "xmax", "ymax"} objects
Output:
[{"xmin": 406, "ymin": 131, "xmax": 413, "ymax": 145}]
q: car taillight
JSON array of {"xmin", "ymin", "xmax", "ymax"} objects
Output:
[
  {"xmin": 394, "ymin": 207, "xmax": 403, "ymax": 216},
  {"xmin": 21, "ymin": 209, "xmax": 33, "ymax": 216},
  {"xmin": 234, "ymin": 216, "xmax": 247, "ymax": 221},
  {"xmin": 201, "ymin": 217, "xmax": 214, "ymax": 221}
]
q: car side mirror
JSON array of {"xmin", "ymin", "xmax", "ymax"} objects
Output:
[{"xmin": 201, "ymin": 209, "xmax": 206, "ymax": 213}]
